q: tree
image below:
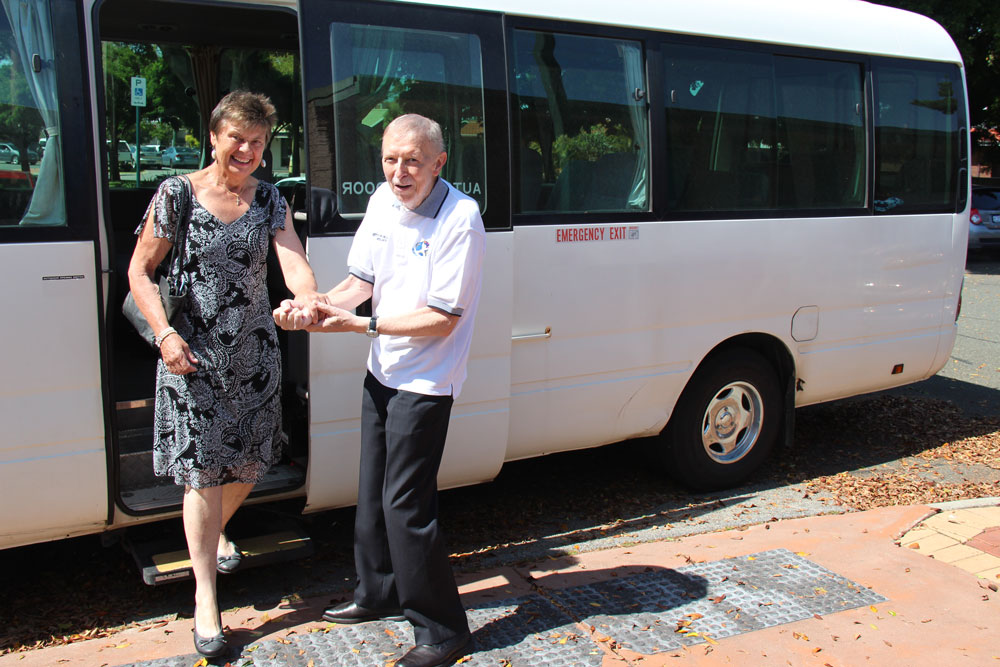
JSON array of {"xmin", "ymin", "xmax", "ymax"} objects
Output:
[
  {"xmin": 876, "ymin": 0, "xmax": 1000, "ymax": 128},
  {"xmin": 103, "ymin": 42, "xmax": 197, "ymax": 180}
]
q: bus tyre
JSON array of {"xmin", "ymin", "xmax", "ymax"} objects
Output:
[{"xmin": 663, "ymin": 348, "xmax": 780, "ymax": 491}]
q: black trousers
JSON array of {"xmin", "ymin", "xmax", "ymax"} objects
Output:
[{"xmin": 353, "ymin": 372, "xmax": 469, "ymax": 645}]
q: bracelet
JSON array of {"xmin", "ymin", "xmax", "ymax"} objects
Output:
[{"xmin": 155, "ymin": 326, "xmax": 178, "ymax": 348}]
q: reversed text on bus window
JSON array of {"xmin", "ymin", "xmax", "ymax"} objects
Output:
[{"xmin": 330, "ymin": 23, "xmax": 487, "ymax": 217}]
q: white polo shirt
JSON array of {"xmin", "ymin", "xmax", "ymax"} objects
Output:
[{"xmin": 347, "ymin": 178, "xmax": 485, "ymax": 397}]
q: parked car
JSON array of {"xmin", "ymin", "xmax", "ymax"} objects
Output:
[
  {"xmin": 160, "ymin": 146, "xmax": 200, "ymax": 168},
  {"xmin": 0, "ymin": 142, "xmax": 38, "ymax": 164},
  {"xmin": 107, "ymin": 140, "xmax": 135, "ymax": 169},
  {"xmin": 969, "ymin": 186, "xmax": 1000, "ymax": 253},
  {"xmin": 138, "ymin": 144, "xmax": 161, "ymax": 167}
]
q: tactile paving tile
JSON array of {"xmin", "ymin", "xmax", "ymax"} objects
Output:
[
  {"xmin": 461, "ymin": 595, "xmax": 605, "ymax": 666},
  {"xmin": 548, "ymin": 548, "xmax": 886, "ymax": 654},
  {"xmin": 124, "ymin": 548, "xmax": 884, "ymax": 666}
]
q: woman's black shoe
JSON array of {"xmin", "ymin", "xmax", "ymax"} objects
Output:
[
  {"xmin": 216, "ymin": 550, "xmax": 243, "ymax": 574},
  {"xmin": 193, "ymin": 627, "xmax": 227, "ymax": 658},
  {"xmin": 216, "ymin": 540, "xmax": 243, "ymax": 574}
]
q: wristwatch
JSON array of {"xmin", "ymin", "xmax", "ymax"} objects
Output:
[{"xmin": 365, "ymin": 316, "xmax": 379, "ymax": 338}]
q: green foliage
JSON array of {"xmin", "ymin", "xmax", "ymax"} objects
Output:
[
  {"xmin": 877, "ymin": 0, "xmax": 1000, "ymax": 127},
  {"xmin": 549, "ymin": 124, "xmax": 633, "ymax": 172}
]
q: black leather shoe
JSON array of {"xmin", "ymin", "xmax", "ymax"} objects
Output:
[
  {"xmin": 193, "ymin": 628, "xmax": 227, "ymax": 658},
  {"xmin": 216, "ymin": 548, "xmax": 243, "ymax": 574},
  {"xmin": 395, "ymin": 632, "xmax": 472, "ymax": 667},
  {"xmin": 321, "ymin": 600, "xmax": 406, "ymax": 624}
]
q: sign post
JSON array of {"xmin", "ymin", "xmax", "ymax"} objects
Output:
[{"xmin": 131, "ymin": 76, "xmax": 147, "ymax": 187}]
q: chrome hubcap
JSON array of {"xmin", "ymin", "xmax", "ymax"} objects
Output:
[{"xmin": 701, "ymin": 381, "xmax": 763, "ymax": 464}]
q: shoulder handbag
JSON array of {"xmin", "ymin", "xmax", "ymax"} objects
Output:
[{"xmin": 122, "ymin": 175, "xmax": 192, "ymax": 348}]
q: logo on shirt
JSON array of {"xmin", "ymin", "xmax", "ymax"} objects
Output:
[
  {"xmin": 412, "ymin": 240, "xmax": 430, "ymax": 257},
  {"xmin": 372, "ymin": 232, "xmax": 388, "ymax": 243}
]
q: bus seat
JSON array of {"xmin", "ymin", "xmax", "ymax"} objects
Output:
[
  {"xmin": 589, "ymin": 152, "xmax": 639, "ymax": 210},
  {"xmin": 546, "ymin": 158, "xmax": 596, "ymax": 211}
]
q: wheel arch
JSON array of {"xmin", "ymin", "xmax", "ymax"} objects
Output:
[{"xmin": 671, "ymin": 332, "xmax": 797, "ymax": 447}]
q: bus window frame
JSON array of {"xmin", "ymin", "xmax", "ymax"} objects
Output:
[
  {"xmin": 299, "ymin": 0, "xmax": 509, "ymax": 236},
  {"xmin": 870, "ymin": 55, "xmax": 966, "ymax": 216},
  {"xmin": 653, "ymin": 32, "xmax": 875, "ymax": 222},
  {"xmin": 505, "ymin": 16, "xmax": 660, "ymax": 226},
  {"xmin": 0, "ymin": 0, "xmax": 98, "ymax": 244},
  {"xmin": 509, "ymin": 21, "xmax": 881, "ymax": 226}
]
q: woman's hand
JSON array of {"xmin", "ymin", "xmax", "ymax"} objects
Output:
[
  {"xmin": 273, "ymin": 298, "xmax": 318, "ymax": 330},
  {"xmin": 160, "ymin": 334, "xmax": 199, "ymax": 374}
]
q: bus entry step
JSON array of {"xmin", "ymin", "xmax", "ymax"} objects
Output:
[{"xmin": 127, "ymin": 527, "xmax": 314, "ymax": 586}]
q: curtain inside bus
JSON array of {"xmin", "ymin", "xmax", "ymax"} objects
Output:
[{"xmin": 1, "ymin": 0, "xmax": 64, "ymax": 226}]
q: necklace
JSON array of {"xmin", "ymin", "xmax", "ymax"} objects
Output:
[{"xmin": 219, "ymin": 183, "xmax": 244, "ymax": 206}]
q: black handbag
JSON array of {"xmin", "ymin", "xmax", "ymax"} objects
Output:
[{"xmin": 122, "ymin": 175, "xmax": 192, "ymax": 348}]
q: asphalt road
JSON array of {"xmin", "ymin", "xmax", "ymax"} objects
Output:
[{"xmin": 1, "ymin": 253, "xmax": 998, "ymax": 653}]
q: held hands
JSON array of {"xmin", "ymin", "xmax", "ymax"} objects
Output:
[
  {"xmin": 272, "ymin": 297, "xmax": 363, "ymax": 333},
  {"xmin": 273, "ymin": 294, "xmax": 323, "ymax": 330},
  {"xmin": 306, "ymin": 302, "xmax": 363, "ymax": 333}
]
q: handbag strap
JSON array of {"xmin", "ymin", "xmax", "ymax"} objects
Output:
[{"xmin": 165, "ymin": 175, "xmax": 192, "ymax": 289}]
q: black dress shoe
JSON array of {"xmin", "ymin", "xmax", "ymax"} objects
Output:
[
  {"xmin": 321, "ymin": 600, "xmax": 406, "ymax": 624},
  {"xmin": 216, "ymin": 548, "xmax": 243, "ymax": 574},
  {"xmin": 395, "ymin": 632, "xmax": 472, "ymax": 667},
  {"xmin": 193, "ymin": 608, "xmax": 227, "ymax": 657}
]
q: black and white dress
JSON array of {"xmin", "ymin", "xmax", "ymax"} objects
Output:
[{"xmin": 137, "ymin": 176, "xmax": 285, "ymax": 488}]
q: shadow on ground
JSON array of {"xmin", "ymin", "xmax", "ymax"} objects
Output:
[{"xmin": 1, "ymin": 384, "xmax": 998, "ymax": 655}]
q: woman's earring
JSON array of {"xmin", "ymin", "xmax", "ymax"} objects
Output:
[
  {"xmin": 260, "ymin": 158, "xmax": 267, "ymax": 168},
  {"xmin": 211, "ymin": 148, "xmax": 217, "ymax": 160}
]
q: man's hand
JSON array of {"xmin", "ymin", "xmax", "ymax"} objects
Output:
[{"xmin": 305, "ymin": 301, "xmax": 365, "ymax": 333}]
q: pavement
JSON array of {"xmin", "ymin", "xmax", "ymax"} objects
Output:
[{"xmin": 3, "ymin": 499, "xmax": 999, "ymax": 667}]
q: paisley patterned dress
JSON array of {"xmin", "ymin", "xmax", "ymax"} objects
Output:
[{"xmin": 138, "ymin": 176, "xmax": 285, "ymax": 488}]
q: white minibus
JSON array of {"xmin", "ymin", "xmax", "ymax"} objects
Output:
[{"xmin": 0, "ymin": 0, "xmax": 968, "ymax": 578}]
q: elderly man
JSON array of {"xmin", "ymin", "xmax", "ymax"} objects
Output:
[{"xmin": 274, "ymin": 114, "xmax": 484, "ymax": 667}]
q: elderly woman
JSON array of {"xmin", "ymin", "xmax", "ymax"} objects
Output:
[{"xmin": 127, "ymin": 91, "xmax": 320, "ymax": 658}]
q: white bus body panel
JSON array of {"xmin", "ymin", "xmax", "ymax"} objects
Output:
[
  {"xmin": 507, "ymin": 210, "xmax": 963, "ymax": 460},
  {"xmin": 302, "ymin": 233, "xmax": 513, "ymax": 511},
  {"xmin": 396, "ymin": 0, "xmax": 963, "ymax": 64},
  {"xmin": 0, "ymin": 242, "xmax": 106, "ymax": 548}
]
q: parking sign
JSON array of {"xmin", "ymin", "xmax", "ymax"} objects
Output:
[{"xmin": 131, "ymin": 76, "xmax": 146, "ymax": 107}]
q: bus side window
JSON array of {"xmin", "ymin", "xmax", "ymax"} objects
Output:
[
  {"xmin": 511, "ymin": 29, "xmax": 649, "ymax": 214},
  {"xmin": 665, "ymin": 46, "xmax": 866, "ymax": 214},
  {"xmin": 873, "ymin": 61, "xmax": 963, "ymax": 213},
  {"xmin": 664, "ymin": 46, "xmax": 774, "ymax": 212},
  {"xmin": 774, "ymin": 56, "xmax": 865, "ymax": 210},
  {"xmin": 329, "ymin": 23, "xmax": 487, "ymax": 218},
  {"xmin": 0, "ymin": 1, "xmax": 65, "ymax": 227}
]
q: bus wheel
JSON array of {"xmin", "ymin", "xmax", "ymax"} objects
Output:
[{"xmin": 662, "ymin": 348, "xmax": 780, "ymax": 491}]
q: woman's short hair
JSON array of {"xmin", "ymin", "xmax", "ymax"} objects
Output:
[{"xmin": 209, "ymin": 90, "xmax": 278, "ymax": 141}]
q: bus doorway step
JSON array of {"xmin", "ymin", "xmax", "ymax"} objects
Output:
[{"xmin": 124, "ymin": 526, "xmax": 314, "ymax": 586}]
